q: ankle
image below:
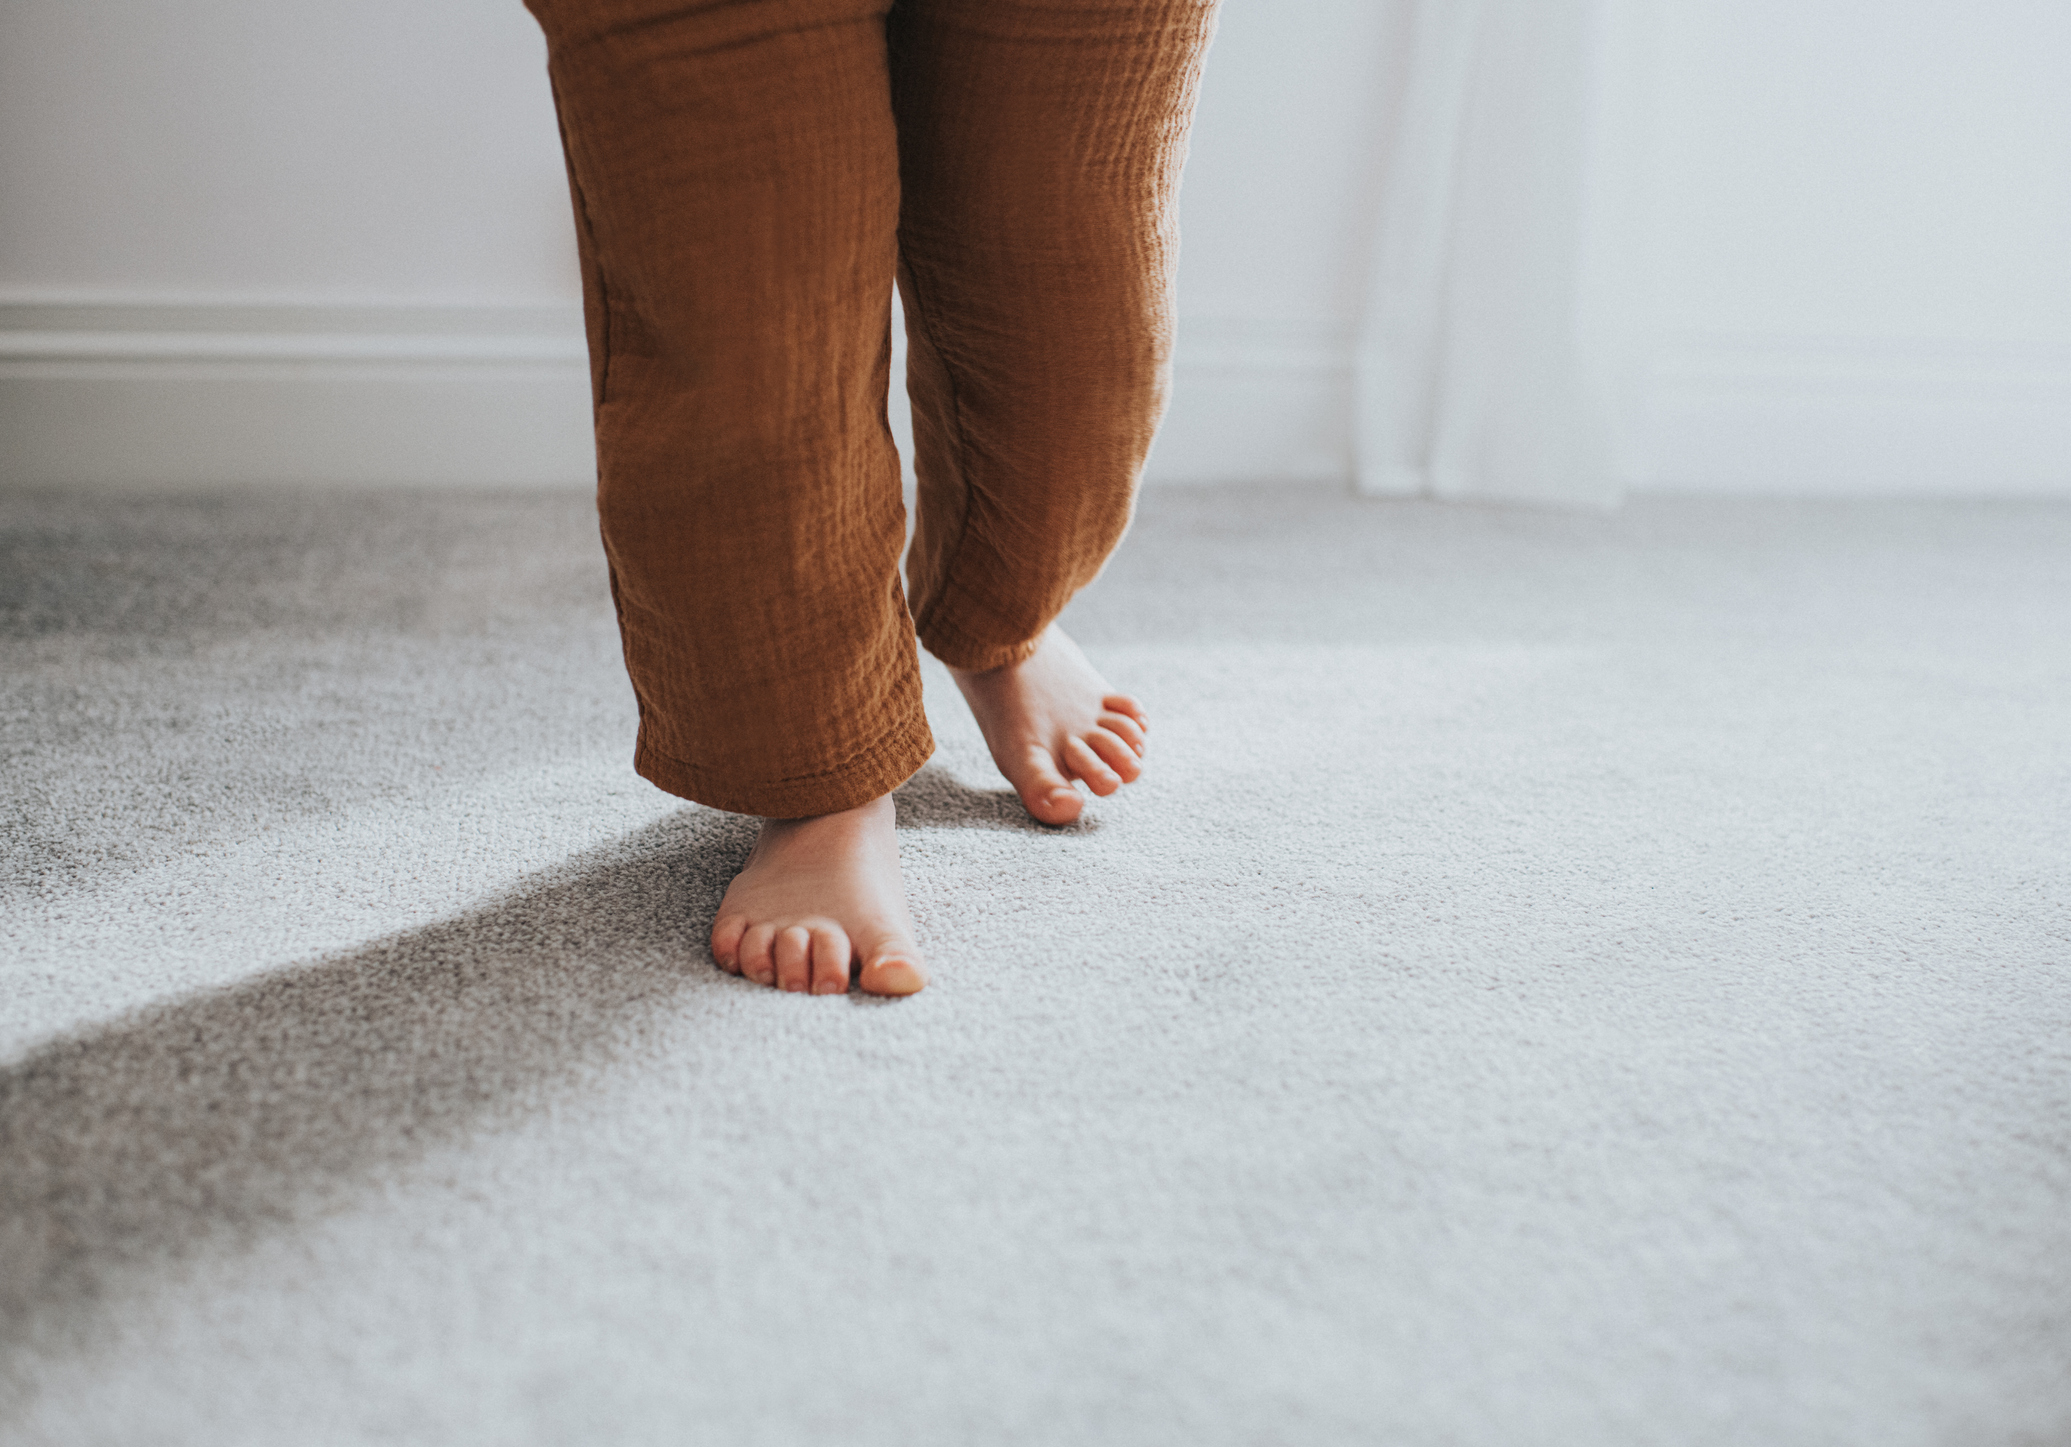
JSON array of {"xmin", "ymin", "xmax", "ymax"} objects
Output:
[{"xmin": 758, "ymin": 792, "xmax": 894, "ymax": 837}]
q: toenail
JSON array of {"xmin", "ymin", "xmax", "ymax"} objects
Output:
[{"xmin": 866, "ymin": 958, "xmax": 926, "ymax": 994}]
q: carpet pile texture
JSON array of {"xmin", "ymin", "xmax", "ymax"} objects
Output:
[{"xmin": 2, "ymin": 484, "xmax": 2067, "ymax": 1445}]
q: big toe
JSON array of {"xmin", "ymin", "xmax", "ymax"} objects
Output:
[
  {"xmin": 858, "ymin": 946, "xmax": 928, "ymax": 996},
  {"xmin": 1012, "ymin": 752, "xmax": 1083, "ymax": 825}
]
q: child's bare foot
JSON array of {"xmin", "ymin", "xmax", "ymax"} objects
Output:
[
  {"xmin": 948, "ymin": 625, "xmax": 1148, "ymax": 826},
  {"xmin": 709, "ymin": 795, "xmax": 926, "ymax": 996}
]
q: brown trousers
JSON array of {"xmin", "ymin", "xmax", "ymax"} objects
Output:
[{"xmin": 527, "ymin": 0, "xmax": 1218, "ymax": 817}]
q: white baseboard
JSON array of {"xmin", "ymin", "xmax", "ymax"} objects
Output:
[
  {"xmin": 0, "ymin": 301, "xmax": 1354, "ymax": 493},
  {"xmin": 7, "ymin": 303, "xmax": 2070, "ymax": 497},
  {"xmin": 1147, "ymin": 320, "xmax": 1354, "ymax": 485},
  {"xmin": 1635, "ymin": 332, "xmax": 2071, "ymax": 497},
  {"xmin": 0, "ymin": 302, "xmax": 595, "ymax": 490},
  {"xmin": 1157, "ymin": 324, "xmax": 2071, "ymax": 498}
]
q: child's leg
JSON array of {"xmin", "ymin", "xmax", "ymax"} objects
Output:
[
  {"xmin": 532, "ymin": 0, "xmax": 929, "ymax": 994},
  {"xmin": 889, "ymin": 0, "xmax": 1219, "ymax": 821},
  {"xmin": 534, "ymin": 0, "xmax": 930, "ymax": 820}
]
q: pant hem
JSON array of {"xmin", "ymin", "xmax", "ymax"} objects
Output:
[
  {"xmin": 634, "ymin": 712, "xmax": 936, "ymax": 819},
  {"xmin": 915, "ymin": 603, "xmax": 1045, "ymax": 673}
]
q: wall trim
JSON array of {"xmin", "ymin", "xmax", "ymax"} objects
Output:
[
  {"xmin": 0, "ymin": 301, "xmax": 595, "ymax": 489},
  {"xmin": 1151, "ymin": 318, "xmax": 1353, "ymax": 485},
  {"xmin": 1635, "ymin": 330, "xmax": 2071, "ymax": 497},
  {"xmin": 0, "ymin": 300, "xmax": 589, "ymax": 363},
  {"xmin": 6, "ymin": 303, "xmax": 2070, "ymax": 496},
  {"xmin": 0, "ymin": 302, "xmax": 1365, "ymax": 491}
]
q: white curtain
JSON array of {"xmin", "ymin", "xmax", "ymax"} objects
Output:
[{"xmin": 1356, "ymin": 0, "xmax": 1617, "ymax": 507}]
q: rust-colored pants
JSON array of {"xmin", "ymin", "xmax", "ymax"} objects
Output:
[{"xmin": 527, "ymin": 0, "xmax": 1217, "ymax": 816}]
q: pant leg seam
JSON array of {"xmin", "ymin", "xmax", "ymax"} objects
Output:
[{"xmin": 896, "ymin": 254, "xmax": 978, "ymax": 644}]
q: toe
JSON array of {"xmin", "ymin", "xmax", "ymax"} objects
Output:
[
  {"xmin": 1103, "ymin": 693, "xmax": 1148, "ymax": 730},
  {"xmin": 739, "ymin": 922, "xmax": 779, "ymax": 987},
  {"xmin": 1099, "ymin": 711, "xmax": 1147, "ymax": 755},
  {"xmin": 810, "ymin": 926, "xmax": 852, "ymax": 995},
  {"xmin": 774, "ymin": 925, "xmax": 813, "ymax": 993},
  {"xmin": 1012, "ymin": 747, "xmax": 1084, "ymax": 825},
  {"xmin": 1064, "ymin": 735, "xmax": 1124, "ymax": 796},
  {"xmin": 1086, "ymin": 727, "xmax": 1143, "ymax": 783},
  {"xmin": 857, "ymin": 948, "xmax": 927, "ymax": 996},
  {"xmin": 854, "ymin": 925, "xmax": 925, "ymax": 995},
  {"xmin": 711, "ymin": 913, "xmax": 749, "ymax": 973}
]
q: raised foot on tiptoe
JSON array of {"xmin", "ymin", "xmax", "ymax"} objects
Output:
[
  {"xmin": 948, "ymin": 624, "xmax": 1148, "ymax": 827},
  {"xmin": 709, "ymin": 795, "xmax": 926, "ymax": 996}
]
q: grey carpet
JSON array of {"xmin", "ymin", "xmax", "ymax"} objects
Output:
[{"xmin": 2, "ymin": 484, "xmax": 2067, "ymax": 1446}]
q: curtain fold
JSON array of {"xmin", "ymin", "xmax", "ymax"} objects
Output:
[{"xmin": 1356, "ymin": 0, "xmax": 1617, "ymax": 508}]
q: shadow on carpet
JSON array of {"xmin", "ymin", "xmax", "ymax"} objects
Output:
[
  {"xmin": 892, "ymin": 761, "xmax": 1100, "ymax": 833},
  {"xmin": 0, "ymin": 763, "xmax": 1026, "ymax": 1365},
  {"xmin": 0, "ymin": 808, "xmax": 734, "ymax": 1366}
]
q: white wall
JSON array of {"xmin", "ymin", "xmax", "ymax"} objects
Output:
[
  {"xmin": 3, "ymin": 0, "xmax": 2068, "ymax": 495},
  {"xmin": 1634, "ymin": 0, "xmax": 2071, "ymax": 494},
  {"xmin": 0, "ymin": 0, "xmax": 589, "ymax": 487},
  {"xmin": 0, "ymin": 0, "xmax": 573, "ymax": 301},
  {"xmin": 1149, "ymin": 0, "xmax": 1408, "ymax": 486}
]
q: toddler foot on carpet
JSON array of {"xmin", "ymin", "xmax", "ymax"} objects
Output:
[
  {"xmin": 949, "ymin": 624, "xmax": 1148, "ymax": 826},
  {"xmin": 710, "ymin": 795, "xmax": 926, "ymax": 996}
]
